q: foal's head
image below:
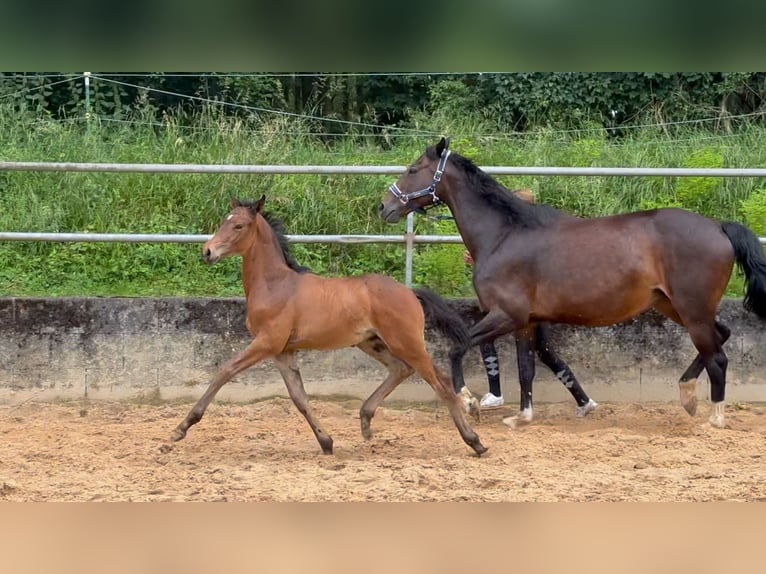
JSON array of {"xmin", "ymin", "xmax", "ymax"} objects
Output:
[
  {"xmin": 203, "ymin": 196, "xmax": 265, "ymax": 264},
  {"xmin": 379, "ymin": 136, "xmax": 453, "ymax": 223}
]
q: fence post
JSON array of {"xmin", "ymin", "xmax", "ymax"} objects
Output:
[
  {"xmin": 83, "ymin": 72, "xmax": 91, "ymax": 125},
  {"xmin": 405, "ymin": 212, "xmax": 415, "ymax": 287}
]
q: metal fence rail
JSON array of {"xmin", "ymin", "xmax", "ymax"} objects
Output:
[
  {"xmin": 0, "ymin": 232, "xmax": 464, "ymax": 244},
  {"xmin": 4, "ymin": 161, "xmax": 766, "ymax": 177},
  {"xmin": 2, "ymin": 161, "xmax": 766, "ymax": 286}
]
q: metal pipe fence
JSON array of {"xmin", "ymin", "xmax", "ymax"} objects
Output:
[{"xmin": 1, "ymin": 161, "xmax": 765, "ymax": 286}]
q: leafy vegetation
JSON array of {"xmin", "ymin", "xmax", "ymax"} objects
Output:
[{"xmin": 1, "ymin": 73, "xmax": 765, "ymax": 299}]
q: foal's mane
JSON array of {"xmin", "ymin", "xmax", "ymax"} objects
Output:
[
  {"xmin": 238, "ymin": 199, "xmax": 312, "ymax": 274},
  {"xmin": 426, "ymin": 146, "xmax": 562, "ymax": 227}
]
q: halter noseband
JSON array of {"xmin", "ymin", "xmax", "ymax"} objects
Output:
[{"xmin": 388, "ymin": 147, "xmax": 451, "ymax": 212}]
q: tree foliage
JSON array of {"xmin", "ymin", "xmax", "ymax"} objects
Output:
[{"xmin": 2, "ymin": 72, "xmax": 765, "ymax": 134}]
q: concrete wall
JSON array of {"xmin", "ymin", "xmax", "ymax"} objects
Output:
[{"xmin": 1, "ymin": 297, "xmax": 765, "ymax": 406}]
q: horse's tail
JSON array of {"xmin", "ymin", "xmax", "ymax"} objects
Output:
[
  {"xmin": 721, "ymin": 221, "xmax": 766, "ymax": 318},
  {"xmin": 413, "ymin": 288, "xmax": 470, "ymax": 348}
]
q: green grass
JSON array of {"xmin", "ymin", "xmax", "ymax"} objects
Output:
[{"xmin": 0, "ymin": 104, "xmax": 765, "ymax": 298}]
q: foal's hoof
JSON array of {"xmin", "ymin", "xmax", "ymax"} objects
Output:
[
  {"xmin": 575, "ymin": 399, "xmax": 598, "ymax": 418},
  {"xmin": 170, "ymin": 428, "xmax": 187, "ymax": 442},
  {"xmin": 679, "ymin": 379, "xmax": 698, "ymax": 416},
  {"xmin": 320, "ymin": 438, "xmax": 334, "ymax": 455},
  {"xmin": 459, "ymin": 387, "xmax": 481, "ymax": 422},
  {"xmin": 473, "ymin": 442, "xmax": 489, "ymax": 456}
]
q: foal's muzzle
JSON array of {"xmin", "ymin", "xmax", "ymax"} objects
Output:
[{"xmin": 202, "ymin": 246, "xmax": 220, "ymax": 264}]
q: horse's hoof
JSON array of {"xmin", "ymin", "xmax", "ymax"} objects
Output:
[
  {"xmin": 679, "ymin": 380, "xmax": 698, "ymax": 416},
  {"xmin": 575, "ymin": 399, "xmax": 598, "ymax": 418},
  {"xmin": 708, "ymin": 415, "xmax": 725, "ymax": 429},
  {"xmin": 170, "ymin": 428, "xmax": 186, "ymax": 442},
  {"xmin": 502, "ymin": 414, "xmax": 531, "ymax": 430},
  {"xmin": 708, "ymin": 402, "xmax": 725, "ymax": 429}
]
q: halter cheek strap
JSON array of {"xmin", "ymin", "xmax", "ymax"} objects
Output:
[{"xmin": 388, "ymin": 148, "xmax": 451, "ymax": 210}]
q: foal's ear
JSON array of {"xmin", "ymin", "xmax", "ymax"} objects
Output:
[
  {"xmin": 435, "ymin": 136, "xmax": 450, "ymax": 156},
  {"xmin": 230, "ymin": 197, "xmax": 241, "ymax": 210},
  {"xmin": 253, "ymin": 194, "xmax": 266, "ymax": 214}
]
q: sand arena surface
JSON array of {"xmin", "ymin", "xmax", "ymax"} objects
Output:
[{"xmin": 1, "ymin": 397, "xmax": 765, "ymax": 501}]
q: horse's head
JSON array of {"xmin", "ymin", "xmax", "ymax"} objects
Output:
[
  {"xmin": 203, "ymin": 195, "xmax": 265, "ymax": 264},
  {"xmin": 379, "ymin": 136, "xmax": 452, "ymax": 223}
]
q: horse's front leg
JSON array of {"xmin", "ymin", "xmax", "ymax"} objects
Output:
[
  {"xmin": 504, "ymin": 327, "xmax": 536, "ymax": 429},
  {"xmin": 171, "ymin": 337, "xmax": 274, "ymax": 442},
  {"xmin": 273, "ymin": 352, "xmax": 335, "ymax": 454},
  {"xmin": 449, "ymin": 308, "xmax": 522, "ymax": 421}
]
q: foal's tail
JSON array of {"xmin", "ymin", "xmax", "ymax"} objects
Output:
[
  {"xmin": 721, "ymin": 221, "xmax": 766, "ymax": 318},
  {"xmin": 413, "ymin": 288, "xmax": 471, "ymax": 348}
]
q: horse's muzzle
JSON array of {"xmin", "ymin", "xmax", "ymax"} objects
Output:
[{"xmin": 378, "ymin": 203, "xmax": 402, "ymax": 224}]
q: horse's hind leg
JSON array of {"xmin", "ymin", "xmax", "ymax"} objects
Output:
[
  {"xmin": 533, "ymin": 323, "xmax": 598, "ymax": 417},
  {"xmin": 356, "ymin": 337, "xmax": 414, "ymax": 440},
  {"xmin": 654, "ymin": 298, "xmax": 730, "ymax": 417},
  {"xmin": 171, "ymin": 338, "xmax": 273, "ymax": 442},
  {"xmin": 683, "ymin": 323, "xmax": 728, "ymax": 428},
  {"xmin": 272, "ymin": 352, "xmax": 334, "ymax": 454},
  {"xmin": 677, "ymin": 321, "xmax": 731, "ymax": 416}
]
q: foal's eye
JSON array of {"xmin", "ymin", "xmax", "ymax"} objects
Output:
[
  {"xmin": 408, "ymin": 167, "xmax": 417, "ymax": 174},
  {"xmin": 234, "ymin": 224, "xmax": 243, "ymax": 230}
]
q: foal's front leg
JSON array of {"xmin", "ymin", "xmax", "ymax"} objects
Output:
[
  {"xmin": 272, "ymin": 353, "xmax": 335, "ymax": 454},
  {"xmin": 171, "ymin": 337, "xmax": 274, "ymax": 442}
]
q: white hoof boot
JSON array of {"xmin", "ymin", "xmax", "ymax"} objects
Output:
[
  {"xmin": 502, "ymin": 408, "xmax": 533, "ymax": 429},
  {"xmin": 708, "ymin": 402, "xmax": 726, "ymax": 429},
  {"xmin": 575, "ymin": 399, "xmax": 598, "ymax": 418}
]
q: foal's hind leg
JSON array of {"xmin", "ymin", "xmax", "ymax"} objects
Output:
[
  {"xmin": 534, "ymin": 324, "xmax": 598, "ymax": 417},
  {"xmin": 381, "ymin": 333, "xmax": 487, "ymax": 455},
  {"xmin": 272, "ymin": 353, "xmax": 335, "ymax": 454},
  {"xmin": 356, "ymin": 337, "xmax": 414, "ymax": 440}
]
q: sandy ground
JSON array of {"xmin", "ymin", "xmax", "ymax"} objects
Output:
[{"xmin": 1, "ymin": 397, "xmax": 765, "ymax": 502}]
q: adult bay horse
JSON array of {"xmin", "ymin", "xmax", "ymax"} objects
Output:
[
  {"xmin": 379, "ymin": 137, "xmax": 766, "ymax": 429},
  {"xmin": 171, "ymin": 196, "xmax": 487, "ymax": 456}
]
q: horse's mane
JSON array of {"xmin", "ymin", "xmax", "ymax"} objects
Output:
[
  {"xmin": 239, "ymin": 200, "xmax": 312, "ymax": 274},
  {"xmin": 427, "ymin": 146, "xmax": 563, "ymax": 228}
]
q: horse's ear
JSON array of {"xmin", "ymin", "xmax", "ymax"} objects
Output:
[
  {"xmin": 230, "ymin": 197, "xmax": 241, "ymax": 209},
  {"xmin": 253, "ymin": 194, "xmax": 266, "ymax": 213},
  {"xmin": 435, "ymin": 136, "xmax": 450, "ymax": 156}
]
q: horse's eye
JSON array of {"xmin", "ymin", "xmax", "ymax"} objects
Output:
[
  {"xmin": 234, "ymin": 224, "xmax": 243, "ymax": 230},
  {"xmin": 408, "ymin": 167, "xmax": 417, "ymax": 174}
]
